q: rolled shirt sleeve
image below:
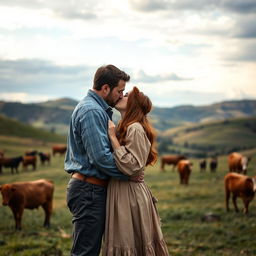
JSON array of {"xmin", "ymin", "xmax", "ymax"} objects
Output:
[{"xmin": 113, "ymin": 123, "xmax": 151, "ymax": 176}]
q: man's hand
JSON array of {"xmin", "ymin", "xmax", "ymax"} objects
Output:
[
  {"xmin": 108, "ymin": 120, "xmax": 116, "ymax": 137},
  {"xmin": 130, "ymin": 172, "xmax": 144, "ymax": 183}
]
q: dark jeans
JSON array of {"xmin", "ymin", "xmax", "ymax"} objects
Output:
[{"xmin": 67, "ymin": 178, "xmax": 107, "ymax": 256}]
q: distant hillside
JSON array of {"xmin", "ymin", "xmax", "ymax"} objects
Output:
[
  {"xmin": 158, "ymin": 116, "xmax": 256, "ymax": 158},
  {"xmin": 0, "ymin": 98, "xmax": 256, "ymax": 134},
  {"xmin": 150, "ymin": 100, "xmax": 256, "ymax": 125},
  {"xmin": 38, "ymin": 97, "xmax": 78, "ymax": 110},
  {"xmin": 0, "ymin": 115, "xmax": 66, "ymax": 143}
]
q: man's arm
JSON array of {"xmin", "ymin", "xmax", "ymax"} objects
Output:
[{"xmin": 79, "ymin": 109, "xmax": 129, "ymax": 180}]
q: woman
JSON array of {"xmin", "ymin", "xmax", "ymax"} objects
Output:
[{"xmin": 102, "ymin": 87, "xmax": 169, "ymax": 255}]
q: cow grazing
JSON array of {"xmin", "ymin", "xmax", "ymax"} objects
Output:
[
  {"xmin": 161, "ymin": 154, "xmax": 187, "ymax": 172},
  {"xmin": 0, "ymin": 156, "xmax": 23, "ymax": 174},
  {"xmin": 38, "ymin": 152, "xmax": 51, "ymax": 165},
  {"xmin": 25, "ymin": 150, "xmax": 38, "ymax": 156},
  {"xmin": 177, "ymin": 160, "xmax": 193, "ymax": 185},
  {"xmin": 210, "ymin": 157, "xmax": 218, "ymax": 172},
  {"xmin": 0, "ymin": 179, "xmax": 54, "ymax": 230},
  {"xmin": 52, "ymin": 145, "xmax": 67, "ymax": 156},
  {"xmin": 224, "ymin": 172, "xmax": 256, "ymax": 214},
  {"xmin": 23, "ymin": 155, "xmax": 37, "ymax": 171},
  {"xmin": 199, "ymin": 159, "xmax": 207, "ymax": 172},
  {"xmin": 228, "ymin": 152, "xmax": 251, "ymax": 174}
]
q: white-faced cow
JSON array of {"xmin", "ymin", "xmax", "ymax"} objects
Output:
[{"xmin": 228, "ymin": 152, "xmax": 251, "ymax": 174}]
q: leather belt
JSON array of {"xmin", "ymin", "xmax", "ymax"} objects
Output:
[{"xmin": 72, "ymin": 172, "xmax": 108, "ymax": 187}]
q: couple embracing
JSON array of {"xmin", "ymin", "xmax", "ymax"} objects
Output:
[{"xmin": 65, "ymin": 64, "xmax": 169, "ymax": 256}]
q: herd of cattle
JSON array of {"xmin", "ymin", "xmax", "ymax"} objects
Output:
[
  {"xmin": 0, "ymin": 145, "xmax": 67, "ymax": 174},
  {"xmin": 0, "ymin": 145, "xmax": 67, "ymax": 230},
  {"xmin": 0, "ymin": 148, "xmax": 255, "ymax": 230},
  {"xmin": 161, "ymin": 151, "xmax": 255, "ymax": 214}
]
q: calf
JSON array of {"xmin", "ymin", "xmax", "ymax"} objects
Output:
[
  {"xmin": 38, "ymin": 152, "xmax": 51, "ymax": 165},
  {"xmin": 224, "ymin": 172, "xmax": 256, "ymax": 214},
  {"xmin": 161, "ymin": 154, "xmax": 186, "ymax": 172},
  {"xmin": 52, "ymin": 145, "xmax": 67, "ymax": 156},
  {"xmin": 0, "ymin": 179, "xmax": 54, "ymax": 230},
  {"xmin": 0, "ymin": 156, "xmax": 23, "ymax": 174},
  {"xmin": 177, "ymin": 160, "xmax": 193, "ymax": 185},
  {"xmin": 23, "ymin": 155, "xmax": 37, "ymax": 170},
  {"xmin": 228, "ymin": 152, "xmax": 251, "ymax": 174}
]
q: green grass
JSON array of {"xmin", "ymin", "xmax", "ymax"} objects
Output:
[
  {"xmin": 0, "ymin": 136, "xmax": 256, "ymax": 255},
  {"xmin": 163, "ymin": 117, "xmax": 256, "ymax": 145},
  {"xmin": 0, "ymin": 115, "xmax": 66, "ymax": 143},
  {"xmin": 160, "ymin": 117, "xmax": 256, "ymax": 156}
]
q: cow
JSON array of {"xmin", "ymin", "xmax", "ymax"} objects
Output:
[
  {"xmin": 25, "ymin": 150, "xmax": 38, "ymax": 156},
  {"xmin": 228, "ymin": 152, "xmax": 251, "ymax": 174},
  {"xmin": 0, "ymin": 156, "xmax": 23, "ymax": 174},
  {"xmin": 224, "ymin": 172, "xmax": 256, "ymax": 214},
  {"xmin": 52, "ymin": 145, "xmax": 67, "ymax": 156},
  {"xmin": 0, "ymin": 179, "xmax": 54, "ymax": 230},
  {"xmin": 199, "ymin": 159, "xmax": 207, "ymax": 172},
  {"xmin": 22, "ymin": 155, "xmax": 37, "ymax": 171},
  {"xmin": 210, "ymin": 157, "xmax": 218, "ymax": 172},
  {"xmin": 38, "ymin": 152, "xmax": 51, "ymax": 165},
  {"xmin": 161, "ymin": 154, "xmax": 187, "ymax": 172},
  {"xmin": 177, "ymin": 160, "xmax": 193, "ymax": 185},
  {"xmin": 0, "ymin": 150, "xmax": 4, "ymax": 158}
]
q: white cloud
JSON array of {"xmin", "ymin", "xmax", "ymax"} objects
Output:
[
  {"xmin": 0, "ymin": 0, "xmax": 255, "ymax": 106},
  {"xmin": 0, "ymin": 92, "xmax": 53, "ymax": 103}
]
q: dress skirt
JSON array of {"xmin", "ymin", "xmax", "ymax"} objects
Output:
[{"xmin": 102, "ymin": 178, "xmax": 169, "ymax": 256}]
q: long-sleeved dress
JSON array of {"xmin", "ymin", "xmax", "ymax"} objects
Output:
[{"xmin": 102, "ymin": 122, "xmax": 169, "ymax": 256}]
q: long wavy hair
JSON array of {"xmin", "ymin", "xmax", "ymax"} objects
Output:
[{"xmin": 116, "ymin": 86, "xmax": 158, "ymax": 166}]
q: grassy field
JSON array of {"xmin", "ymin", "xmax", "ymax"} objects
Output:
[{"xmin": 0, "ymin": 136, "xmax": 256, "ymax": 256}]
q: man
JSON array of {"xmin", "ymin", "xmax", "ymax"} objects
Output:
[{"xmin": 65, "ymin": 64, "xmax": 130, "ymax": 256}]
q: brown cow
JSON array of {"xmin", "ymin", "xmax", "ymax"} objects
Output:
[
  {"xmin": 161, "ymin": 154, "xmax": 186, "ymax": 172},
  {"xmin": 224, "ymin": 172, "xmax": 256, "ymax": 214},
  {"xmin": 23, "ymin": 155, "xmax": 37, "ymax": 171},
  {"xmin": 177, "ymin": 160, "xmax": 193, "ymax": 185},
  {"xmin": 228, "ymin": 152, "xmax": 251, "ymax": 174},
  {"xmin": 52, "ymin": 145, "xmax": 67, "ymax": 156},
  {"xmin": 0, "ymin": 179, "xmax": 54, "ymax": 230}
]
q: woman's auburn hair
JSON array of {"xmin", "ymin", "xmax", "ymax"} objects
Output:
[{"xmin": 116, "ymin": 87, "xmax": 158, "ymax": 166}]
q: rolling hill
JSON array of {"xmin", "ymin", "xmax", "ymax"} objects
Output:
[
  {"xmin": 158, "ymin": 116, "xmax": 256, "ymax": 157},
  {"xmin": 0, "ymin": 98, "xmax": 256, "ymax": 134},
  {"xmin": 0, "ymin": 115, "xmax": 66, "ymax": 143}
]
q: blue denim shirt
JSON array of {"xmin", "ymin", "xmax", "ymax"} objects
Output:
[{"xmin": 64, "ymin": 90, "xmax": 128, "ymax": 180}]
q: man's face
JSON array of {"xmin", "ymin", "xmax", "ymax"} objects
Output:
[{"xmin": 105, "ymin": 80, "xmax": 126, "ymax": 107}]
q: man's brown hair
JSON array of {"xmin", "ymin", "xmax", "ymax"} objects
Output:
[{"xmin": 93, "ymin": 64, "xmax": 130, "ymax": 91}]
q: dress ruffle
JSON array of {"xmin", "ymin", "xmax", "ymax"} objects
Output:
[{"xmin": 102, "ymin": 238, "xmax": 169, "ymax": 256}]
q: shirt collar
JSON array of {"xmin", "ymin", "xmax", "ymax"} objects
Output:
[{"xmin": 87, "ymin": 89, "xmax": 113, "ymax": 119}]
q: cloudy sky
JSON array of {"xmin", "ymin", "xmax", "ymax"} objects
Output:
[{"xmin": 0, "ymin": 0, "xmax": 255, "ymax": 107}]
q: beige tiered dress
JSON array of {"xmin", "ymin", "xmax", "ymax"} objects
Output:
[{"xmin": 102, "ymin": 122, "xmax": 169, "ymax": 256}]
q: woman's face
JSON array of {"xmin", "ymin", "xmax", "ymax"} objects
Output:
[{"xmin": 115, "ymin": 92, "xmax": 129, "ymax": 112}]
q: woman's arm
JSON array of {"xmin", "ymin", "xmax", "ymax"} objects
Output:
[{"xmin": 108, "ymin": 120, "xmax": 150, "ymax": 177}]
